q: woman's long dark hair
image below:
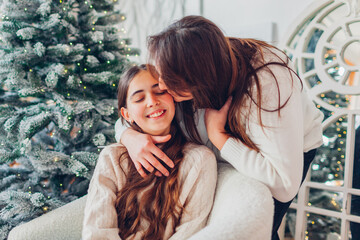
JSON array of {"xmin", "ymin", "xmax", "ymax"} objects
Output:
[
  {"xmin": 148, "ymin": 15, "xmax": 300, "ymax": 151},
  {"xmin": 116, "ymin": 64, "xmax": 187, "ymax": 239}
]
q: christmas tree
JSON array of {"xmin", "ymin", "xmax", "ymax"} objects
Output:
[{"xmin": 0, "ymin": 0, "xmax": 138, "ymax": 238}]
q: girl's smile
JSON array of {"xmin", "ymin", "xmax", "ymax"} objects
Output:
[{"xmin": 147, "ymin": 109, "xmax": 167, "ymax": 119}]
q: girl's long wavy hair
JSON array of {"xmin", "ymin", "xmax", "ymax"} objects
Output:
[
  {"xmin": 116, "ymin": 64, "xmax": 187, "ymax": 239},
  {"xmin": 148, "ymin": 15, "xmax": 301, "ymax": 151}
]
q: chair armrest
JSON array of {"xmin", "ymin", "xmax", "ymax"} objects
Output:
[
  {"xmin": 189, "ymin": 163, "xmax": 274, "ymax": 240},
  {"xmin": 8, "ymin": 196, "xmax": 87, "ymax": 240}
]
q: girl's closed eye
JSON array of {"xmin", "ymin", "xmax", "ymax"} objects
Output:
[
  {"xmin": 133, "ymin": 95, "xmax": 145, "ymax": 103},
  {"xmin": 155, "ymin": 90, "xmax": 166, "ymax": 95}
]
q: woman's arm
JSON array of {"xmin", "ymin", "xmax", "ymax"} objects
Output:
[
  {"xmin": 206, "ymin": 58, "xmax": 322, "ymax": 202},
  {"xmin": 169, "ymin": 145, "xmax": 217, "ymax": 240},
  {"xmin": 114, "ymin": 118, "xmax": 128, "ymax": 143},
  {"xmin": 114, "ymin": 118, "xmax": 174, "ymax": 177},
  {"xmin": 82, "ymin": 146, "xmax": 123, "ymax": 240}
]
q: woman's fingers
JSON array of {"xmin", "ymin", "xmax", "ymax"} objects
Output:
[
  {"xmin": 220, "ymin": 96, "xmax": 232, "ymax": 114},
  {"xmin": 139, "ymin": 158, "xmax": 155, "ymax": 173},
  {"xmin": 154, "ymin": 171, "xmax": 162, "ymax": 177},
  {"xmin": 150, "ymin": 143, "xmax": 174, "ymax": 168},
  {"xmin": 205, "ymin": 96, "xmax": 232, "ymax": 128},
  {"xmin": 145, "ymin": 150, "xmax": 171, "ymax": 176},
  {"xmin": 121, "ymin": 129, "xmax": 173, "ymax": 178},
  {"xmin": 204, "ymin": 96, "xmax": 232, "ymax": 150},
  {"xmin": 135, "ymin": 159, "xmax": 165, "ymax": 178},
  {"xmin": 134, "ymin": 162, "xmax": 148, "ymax": 178},
  {"xmin": 151, "ymin": 134, "xmax": 171, "ymax": 144}
]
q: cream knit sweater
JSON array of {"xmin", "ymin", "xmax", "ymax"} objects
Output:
[{"xmin": 82, "ymin": 143, "xmax": 217, "ymax": 240}]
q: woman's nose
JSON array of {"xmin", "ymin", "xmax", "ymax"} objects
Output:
[{"xmin": 158, "ymin": 78, "xmax": 167, "ymax": 90}]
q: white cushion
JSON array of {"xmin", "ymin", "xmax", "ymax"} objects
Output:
[{"xmin": 8, "ymin": 163, "xmax": 273, "ymax": 240}]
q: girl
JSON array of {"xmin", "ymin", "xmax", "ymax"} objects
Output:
[
  {"xmin": 115, "ymin": 16, "xmax": 324, "ymax": 240},
  {"xmin": 82, "ymin": 64, "xmax": 217, "ymax": 240}
]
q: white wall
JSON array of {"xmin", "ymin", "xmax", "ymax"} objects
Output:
[
  {"xmin": 121, "ymin": 0, "xmax": 317, "ymax": 62},
  {"xmin": 201, "ymin": 0, "xmax": 315, "ymax": 45}
]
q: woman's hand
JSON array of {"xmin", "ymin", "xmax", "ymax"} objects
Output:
[
  {"xmin": 205, "ymin": 97, "xmax": 232, "ymax": 150},
  {"xmin": 121, "ymin": 128, "xmax": 174, "ymax": 178}
]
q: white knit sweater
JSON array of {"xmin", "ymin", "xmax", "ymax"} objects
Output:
[
  {"xmin": 115, "ymin": 48, "xmax": 323, "ymax": 203},
  {"xmin": 82, "ymin": 143, "xmax": 217, "ymax": 240}
]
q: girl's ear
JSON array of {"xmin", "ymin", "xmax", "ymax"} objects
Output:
[{"xmin": 120, "ymin": 107, "xmax": 132, "ymax": 123}]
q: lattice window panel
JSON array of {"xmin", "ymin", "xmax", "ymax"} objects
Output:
[{"xmin": 280, "ymin": 0, "xmax": 360, "ymax": 239}]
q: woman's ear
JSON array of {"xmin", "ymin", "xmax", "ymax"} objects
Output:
[{"xmin": 120, "ymin": 107, "xmax": 133, "ymax": 123}]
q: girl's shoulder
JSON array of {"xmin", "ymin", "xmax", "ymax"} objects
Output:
[
  {"xmin": 183, "ymin": 143, "xmax": 215, "ymax": 158},
  {"xmin": 181, "ymin": 143, "xmax": 216, "ymax": 171},
  {"xmin": 98, "ymin": 143, "xmax": 128, "ymax": 167},
  {"xmin": 100, "ymin": 143, "xmax": 126, "ymax": 155}
]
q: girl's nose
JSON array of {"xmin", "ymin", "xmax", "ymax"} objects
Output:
[{"xmin": 147, "ymin": 94, "xmax": 160, "ymax": 107}]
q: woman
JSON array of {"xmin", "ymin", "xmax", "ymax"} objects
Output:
[
  {"xmin": 83, "ymin": 64, "xmax": 217, "ymax": 240},
  {"xmin": 115, "ymin": 16, "xmax": 323, "ymax": 239}
]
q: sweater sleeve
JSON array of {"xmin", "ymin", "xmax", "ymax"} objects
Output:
[
  {"xmin": 169, "ymin": 146, "xmax": 217, "ymax": 240},
  {"xmin": 220, "ymin": 56, "xmax": 306, "ymax": 203},
  {"xmin": 114, "ymin": 118, "xmax": 128, "ymax": 143},
  {"xmin": 82, "ymin": 146, "xmax": 123, "ymax": 240}
]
